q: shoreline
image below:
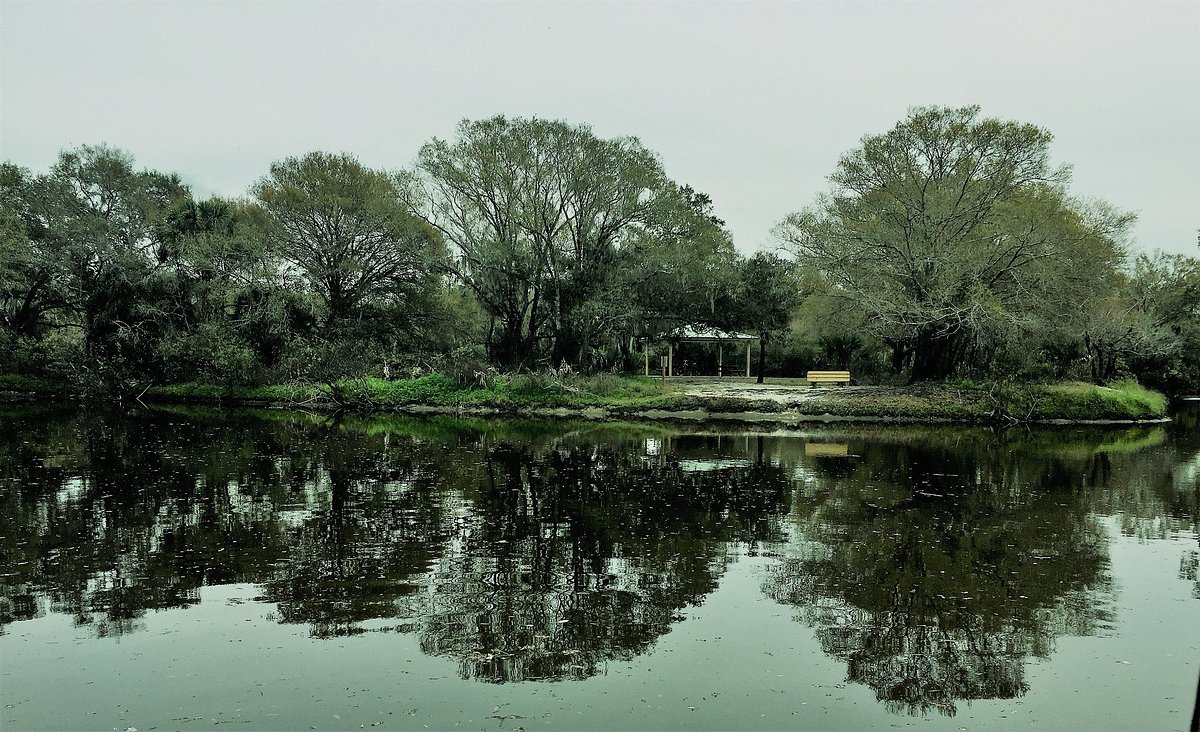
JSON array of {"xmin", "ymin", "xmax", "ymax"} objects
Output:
[
  {"xmin": 2, "ymin": 385, "xmax": 1173, "ymax": 426},
  {"xmin": 316, "ymin": 400, "xmax": 1174, "ymax": 426}
]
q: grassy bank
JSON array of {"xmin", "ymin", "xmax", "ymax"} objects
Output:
[
  {"xmin": 2, "ymin": 372, "xmax": 1168, "ymax": 423},
  {"xmin": 806, "ymin": 380, "xmax": 1168, "ymax": 422},
  {"xmin": 145, "ymin": 373, "xmax": 669, "ymax": 409},
  {"xmin": 139, "ymin": 375, "xmax": 1167, "ymax": 423}
]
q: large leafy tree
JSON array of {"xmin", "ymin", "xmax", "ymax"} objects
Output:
[
  {"xmin": 254, "ymin": 152, "xmax": 443, "ymax": 329},
  {"xmin": 730, "ymin": 252, "xmax": 799, "ymax": 383},
  {"xmin": 408, "ymin": 116, "xmax": 730, "ymax": 370},
  {"xmin": 54, "ymin": 145, "xmax": 190, "ymax": 385},
  {"xmin": 1, "ymin": 146, "xmax": 190, "ymax": 389},
  {"xmin": 0, "ymin": 163, "xmax": 76, "ymax": 340},
  {"xmin": 153, "ymin": 196, "xmax": 303, "ymax": 383},
  {"xmin": 620, "ymin": 185, "xmax": 740, "ymax": 328},
  {"xmin": 776, "ymin": 106, "xmax": 1129, "ymax": 381},
  {"xmin": 1116, "ymin": 251, "xmax": 1200, "ymax": 390}
]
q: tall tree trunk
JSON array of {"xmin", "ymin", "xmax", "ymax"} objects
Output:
[
  {"xmin": 325, "ymin": 276, "xmax": 348, "ymax": 329},
  {"xmin": 888, "ymin": 338, "xmax": 911, "ymax": 374},
  {"xmin": 551, "ymin": 328, "xmax": 580, "ymax": 371},
  {"xmin": 909, "ymin": 328, "xmax": 963, "ymax": 382},
  {"xmin": 493, "ymin": 316, "xmax": 527, "ymax": 371},
  {"xmin": 485, "ymin": 316, "xmax": 496, "ymax": 362}
]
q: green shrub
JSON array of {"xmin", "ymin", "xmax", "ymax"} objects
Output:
[{"xmin": 0, "ymin": 373, "xmax": 54, "ymax": 393}]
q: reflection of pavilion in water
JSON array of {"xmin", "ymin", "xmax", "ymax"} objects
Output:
[{"xmin": 642, "ymin": 433, "xmax": 851, "ymax": 468}]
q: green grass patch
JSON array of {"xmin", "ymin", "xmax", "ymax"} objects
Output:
[
  {"xmin": 806, "ymin": 388, "xmax": 987, "ymax": 420},
  {"xmin": 144, "ymin": 373, "xmax": 672, "ymax": 410},
  {"xmin": 1006, "ymin": 380, "xmax": 1168, "ymax": 421},
  {"xmin": 139, "ymin": 375, "xmax": 1168, "ymax": 423},
  {"xmin": 146, "ymin": 382, "xmax": 227, "ymax": 399},
  {"xmin": 145, "ymin": 381, "xmax": 319, "ymax": 402},
  {"xmin": 0, "ymin": 373, "xmax": 65, "ymax": 395},
  {"xmin": 338, "ymin": 373, "xmax": 669, "ymax": 408}
]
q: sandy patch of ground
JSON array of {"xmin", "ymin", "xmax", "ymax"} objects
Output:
[{"xmin": 674, "ymin": 379, "xmax": 871, "ymax": 405}]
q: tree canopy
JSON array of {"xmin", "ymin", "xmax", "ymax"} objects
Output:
[
  {"xmin": 2, "ymin": 110, "xmax": 1198, "ymax": 394},
  {"xmin": 776, "ymin": 106, "xmax": 1136, "ymax": 381},
  {"xmin": 255, "ymin": 152, "xmax": 444, "ymax": 328},
  {"xmin": 408, "ymin": 115, "xmax": 736, "ymax": 370}
]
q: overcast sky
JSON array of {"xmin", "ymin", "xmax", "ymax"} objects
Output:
[{"xmin": 2, "ymin": 0, "xmax": 1196, "ymax": 256}]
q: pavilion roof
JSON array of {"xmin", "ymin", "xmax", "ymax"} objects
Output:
[{"xmin": 666, "ymin": 324, "xmax": 758, "ymax": 342}]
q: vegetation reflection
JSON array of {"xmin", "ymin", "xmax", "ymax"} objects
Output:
[
  {"xmin": 0, "ymin": 407, "xmax": 1195, "ymax": 704},
  {"xmin": 410, "ymin": 438, "xmax": 790, "ymax": 681},
  {"xmin": 762, "ymin": 425, "xmax": 1199, "ymax": 716}
]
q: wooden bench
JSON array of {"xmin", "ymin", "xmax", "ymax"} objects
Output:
[{"xmin": 806, "ymin": 370, "xmax": 851, "ymax": 386}]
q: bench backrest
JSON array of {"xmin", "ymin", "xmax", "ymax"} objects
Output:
[{"xmin": 807, "ymin": 371, "xmax": 851, "ymax": 379}]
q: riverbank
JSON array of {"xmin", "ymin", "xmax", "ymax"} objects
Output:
[
  {"xmin": 38, "ymin": 374, "xmax": 1163, "ymax": 424},
  {"xmin": 0, "ymin": 373, "xmax": 1169, "ymax": 424}
]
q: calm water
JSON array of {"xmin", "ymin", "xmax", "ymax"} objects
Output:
[{"xmin": 1, "ymin": 405, "xmax": 1198, "ymax": 731}]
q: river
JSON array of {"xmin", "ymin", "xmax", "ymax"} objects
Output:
[{"xmin": 1, "ymin": 404, "xmax": 1197, "ymax": 730}]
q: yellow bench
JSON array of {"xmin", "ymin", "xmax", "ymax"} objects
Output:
[{"xmin": 807, "ymin": 370, "xmax": 851, "ymax": 386}]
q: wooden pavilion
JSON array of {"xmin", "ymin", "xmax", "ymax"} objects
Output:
[{"xmin": 644, "ymin": 325, "xmax": 759, "ymax": 377}]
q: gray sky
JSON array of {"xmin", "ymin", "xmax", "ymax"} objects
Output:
[{"xmin": 2, "ymin": 0, "xmax": 1197, "ymax": 256}]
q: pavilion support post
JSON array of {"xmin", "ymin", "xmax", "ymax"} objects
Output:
[
  {"xmin": 745, "ymin": 342, "xmax": 751, "ymax": 377},
  {"xmin": 644, "ymin": 344, "xmax": 650, "ymax": 376},
  {"xmin": 668, "ymin": 344, "xmax": 674, "ymax": 378},
  {"xmin": 718, "ymin": 343, "xmax": 723, "ymax": 378}
]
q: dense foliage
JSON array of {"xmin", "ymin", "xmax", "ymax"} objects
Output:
[
  {"xmin": 2, "ymin": 109, "xmax": 1197, "ymax": 396},
  {"xmin": 775, "ymin": 106, "xmax": 1200, "ymax": 391},
  {"xmin": 407, "ymin": 116, "xmax": 741, "ymax": 371}
]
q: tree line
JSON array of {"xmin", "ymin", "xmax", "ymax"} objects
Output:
[{"xmin": 2, "ymin": 107, "xmax": 1197, "ymax": 396}]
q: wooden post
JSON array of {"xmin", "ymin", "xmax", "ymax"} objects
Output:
[
  {"xmin": 668, "ymin": 343, "xmax": 674, "ymax": 378},
  {"xmin": 718, "ymin": 343, "xmax": 723, "ymax": 378},
  {"xmin": 745, "ymin": 342, "xmax": 751, "ymax": 377},
  {"xmin": 644, "ymin": 344, "xmax": 649, "ymax": 376}
]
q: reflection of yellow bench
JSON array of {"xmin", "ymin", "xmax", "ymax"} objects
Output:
[
  {"xmin": 807, "ymin": 370, "xmax": 851, "ymax": 386},
  {"xmin": 805, "ymin": 442, "xmax": 849, "ymax": 457}
]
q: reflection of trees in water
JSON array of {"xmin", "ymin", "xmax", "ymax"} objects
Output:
[
  {"xmin": 412, "ymin": 443, "xmax": 792, "ymax": 681},
  {"xmin": 0, "ymin": 408, "xmax": 289, "ymax": 635},
  {"xmin": 1169, "ymin": 402, "xmax": 1200, "ymax": 601},
  {"xmin": 3, "ymin": 407, "xmax": 1195, "ymax": 699},
  {"xmin": 0, "ymin": 409, "xmax": 792, "ymax": 670},
  {"xmin": 0, "ymin": 408, "xmax": 462, "ymax": 638},
  {"xmin": 1072, "ymin": 421, "xmax": 1200, "ymax": 599},
  {"xmin": 763, "ymin": 433, "xmax": 1127, "ymax": 717},
  {"xmin": 1079, "ymin": 434, "xmax": 1200, "ymax": 540},
  {"xmin": 1182, "ymin": 550, "xmax": 1200, "ymax": 599},
  {"xmin": 256, "ymin": 455, "xmax": 457, "ymax": 639}
]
